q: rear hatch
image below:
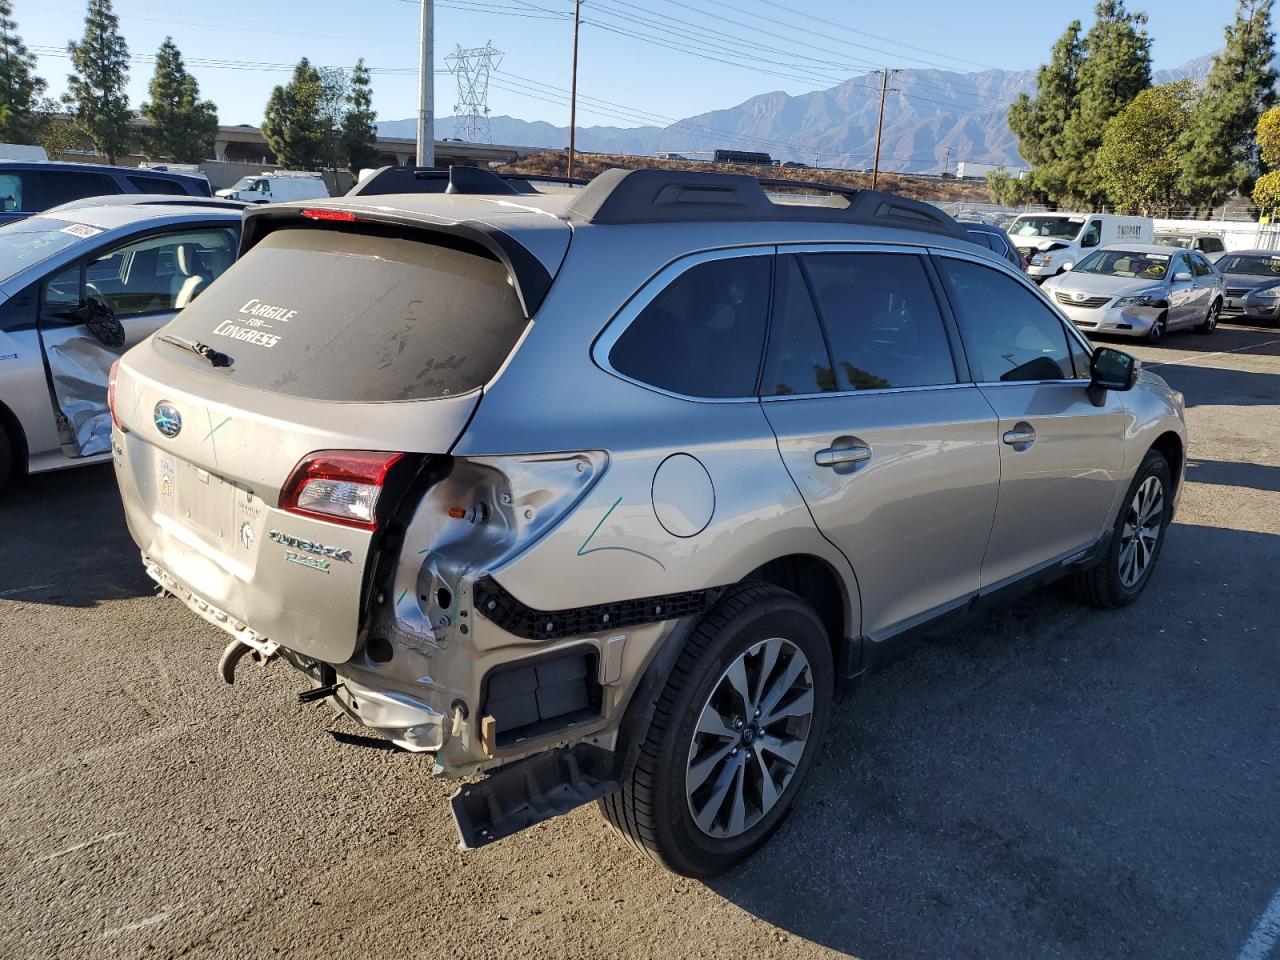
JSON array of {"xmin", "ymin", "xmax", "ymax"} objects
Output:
[{"xmin": 114, "ymin": 210, "xmax": 564, "ymax": 663}]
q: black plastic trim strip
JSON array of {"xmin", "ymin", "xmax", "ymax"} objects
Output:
[{"xmin": 473, "ymin": 576, "xmax": 720, "ymax": 641}]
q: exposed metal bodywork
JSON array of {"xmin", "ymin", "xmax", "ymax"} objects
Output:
[{"xmin": 110, "ymin": 173, "xmax": 1188, "ymax": 801}]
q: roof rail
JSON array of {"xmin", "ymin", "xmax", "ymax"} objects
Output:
[
  {"xmin": 563, "ymin": 167, "xmax": 965, "ymax": 237},
  {"xmin": 346, "ymin": 165, "xmax": 588, "ymax": 198}
]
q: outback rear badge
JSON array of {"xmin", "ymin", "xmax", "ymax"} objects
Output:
[{"xmin": 267, "ymin": 529, "xmax": 353, "ymax": 563}]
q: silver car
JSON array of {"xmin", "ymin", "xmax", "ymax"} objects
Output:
[
  {"xmin": 0, "ymin": 196, "xmax": 242, "ymax": 489},
  {"xmin": 110, "ymin": 168, "xmax": 1187, "ymax": 876},
  {"xmin": 1043, "ymin": 244, "xmax": 1224, "ymax": 343},
  {"xmin": 1216, "ymin": 249, "xmax": 1280, "ymax": 326}
]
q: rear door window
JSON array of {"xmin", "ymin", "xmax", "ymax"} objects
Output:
[
  {"xmin": 802, "ymin": 252, "xmax": 957, "ymax": 390},
  {"xmin": 608, "ymin": 255, "xmax": 771, "ymax": 398},
  {"xmin": 161, "ymin": 227, "xmax": 529, "ymax": 402},
  {"xmin": 761, "ymin": 255, "xmax": 834, "ymax": 396},
  {"xmin": 127, "ymin": 175, "xmax": 188, "ymax": 195},
  {"xmin": 35, "ymin": 171, "xmax": 121, "ymax": 209}
]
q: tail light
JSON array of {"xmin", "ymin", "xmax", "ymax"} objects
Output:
[
  {"xmin": 280, "ymin": 450, "xmax": 405, "ymax": 530},
  {"xmin": 107, "ymin": 360, "xmax": 121, "ymax": 430}
]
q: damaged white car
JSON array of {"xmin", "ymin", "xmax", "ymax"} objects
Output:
[{"xmin": 0, "ymin": 196, "xmax": 242, "ymax": 490}]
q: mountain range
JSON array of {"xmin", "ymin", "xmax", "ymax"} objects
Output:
[{"xmin": 376, "ymin": 53, "xmax": 1224, "ymax": 174}]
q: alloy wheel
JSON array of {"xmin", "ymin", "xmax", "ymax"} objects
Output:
[
  {"xmin": 1118, "ymin": 475, "xmax": 1165, "ymax": 588},
  {"xmin": 1207, "ymin": 301, "xmax": 1219, "ymax": 331},
  {"xmin": 685, "ymin": 637, "xmax": 814, "ymax": 839}
]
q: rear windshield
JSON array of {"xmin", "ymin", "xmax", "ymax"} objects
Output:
[{"xmin": 161, "ymin": 227, "xmax": 528, "ymax": 402}]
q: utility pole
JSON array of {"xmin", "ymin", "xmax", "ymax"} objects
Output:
[
  {"xmin": 942, "ymin": 145, "xmax": 953, "ymax": 178},
  {"xmin": 871, "ymin": 68, "xmax": 899, "ymax": 191},
  {"xmin": 568, "ymin": 0, "xmax": 581, "ymax": 178},
  {"xmin": 417, "ymin": 0, "xmax": 435, "ymax": 168}
]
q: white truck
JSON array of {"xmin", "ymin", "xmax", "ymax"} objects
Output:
[
  {"xmin": 1008, "ymin": 212, "xmax": 1153, "ymax": 282},
  {"xmin": 215, "ymin": 171, "xmax": 328, "ymax": 204}
]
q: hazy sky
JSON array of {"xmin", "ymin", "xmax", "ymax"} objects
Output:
[{"xmin": 17, "ymin": 0, "xmax": 1247, "ymax": 128}]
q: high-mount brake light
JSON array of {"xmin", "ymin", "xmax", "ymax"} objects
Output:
[
  {"xmin": 280, "ymin": 450, "xmax": 405, "ymax": 530},
  {"xmin": 107, "ymin": 359, "xmax": 122, "ymax": 431},
  {"xmin": 300, "ymin": 208, "xmax": 357, "ymax": 222}
]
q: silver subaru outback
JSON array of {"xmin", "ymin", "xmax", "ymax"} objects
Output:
[{"xmin": 111, "ymin": 168, "xmax": 1187, "ymax": 877}]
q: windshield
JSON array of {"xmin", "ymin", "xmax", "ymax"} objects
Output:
[
  {"xmin": 1009, "ymin": 216, "xmax": 1085, "ymax": 241},
  {"xmin": 1217, "ymin": 254, "xmax": 1280, "ymax": 277},
  {"xmin": 0, "ymin": 217, "xmax": 92, "ymax": 282},
  {"xmin": 1154, "ymin": 235, "xmax": 1191, "ymax": 248},
  {"xmin": 1072, "ymin": 249, "xmax": 1171, "ymax": 280},
  {"xmin": 229, "ymin": 177, "xmax": 265, "ymax": 192}
]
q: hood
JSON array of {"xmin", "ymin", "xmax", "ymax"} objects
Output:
[
  {"xmin": 214, "ymin": 188, "xmax": 236, "ymax": 198},
  {"xmin": 1044, "ymin": 272, "xmax": 1165, "ymax": 298},
  {"xmin": 1221, "ymin": 273, "xmax": 1280, "ymax": 292},
  {"xmin": 1011, "ymin": 238, "xmax": 1069, "ymax": 253}
]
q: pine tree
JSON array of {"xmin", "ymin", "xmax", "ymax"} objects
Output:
[
  {"xmin": 341, "ymin": 59, "xmax": 378, "ymax": 177},
  {"xmin": 261, "ymin": 58, "xmax": 325, "ymax": 169},
  {"xmin": 1059, "ymin": 0, "xmax": 1152, "ymax": 207},
  {"xmin": 140, "ymin": 38, "xmax": 218, "ymax": 163},
  {"xmin": 0, "ymin": 0, "xmax": 45, "ymax": 143},
  {"xmin": 64, "ymin": 0, "xmax": 132, "ymax": 164},
  {"xmin": 1181, "ymin": 0, "xmax": 1278, "ymax": 209},
  {"xmin": 1008, "ymin": 20, "xmax": 1083, "ymax": 204}
]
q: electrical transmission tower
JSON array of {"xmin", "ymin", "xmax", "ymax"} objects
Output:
[{"xmin": 445, "ymin": 42, "xmax": 503, "ymax": 143}]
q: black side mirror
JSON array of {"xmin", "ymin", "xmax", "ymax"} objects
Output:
[
  {"xmin": 83, "ymin": 297, "xmax": 125, "ymax": 349},
  {"xmin": 1087, "ymin": 346, "xmax": 1139, "ymax": 405}
]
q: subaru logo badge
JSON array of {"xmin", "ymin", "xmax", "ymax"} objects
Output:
[{"xmin": 153, "ymin": 401, "xmax": 182, "ymax": 439}]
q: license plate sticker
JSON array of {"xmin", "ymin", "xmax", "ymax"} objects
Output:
[{"xmin": 159, "ymin": 456, "xmax": 177, "ymax": 499}]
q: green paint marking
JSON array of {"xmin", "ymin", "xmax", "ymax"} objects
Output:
[
  {"xmin": 396, "ymin": 589, "xmax": 408, "ymax": 605},
  {"xmin": 203, "ymin": 412, "xmax": 231, "ymax": 465},
  {"xmin": 577, "ymin": 496, "xmax": 666, "ymax": 571}
]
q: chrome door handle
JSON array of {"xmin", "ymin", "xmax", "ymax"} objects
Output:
[
  {"xmin": 1002, "ymin": 423, "xmax": 1036, "ymax": 446},
  {"xmin": 815, "ymin": 445, "xmax": 871, "ymax": 467}
]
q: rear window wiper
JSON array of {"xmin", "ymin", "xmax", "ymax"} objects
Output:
[{"xmin": 158, "ymin": 334, "xmax": 234, "ymax": 369}]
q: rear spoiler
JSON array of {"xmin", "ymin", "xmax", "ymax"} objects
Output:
[
  {"xmin": 348, "ymin": 165, "xmax": 588, "ymax": 197},
  {"xmin": 239, "ymin": 199, "xmax": 555, "ymax": 318}
]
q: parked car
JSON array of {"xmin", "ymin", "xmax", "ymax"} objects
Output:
[
  {"xmin": 962, "ymin": 221, "xmax": 1024, "ymax": 270},
  {"xmin": 110, "ymin": 168, "xmax": 1186, "ymax": 877},
  {"xmin": 1042, "ymin": 244, "xmax": 1223, "ymax": 342},
  {"xmin": 1008, "ymin": 212, "xmax": 1153, "ymax": 281},
  {"xmin": 1154, "ymin": 231, "xmax": 1227, "ymax": 260},
  {"xmin": 215, "ymin": 172, "xmax": 329, "ymax": 204},
  {"xmin": 1214, "ymin": 249, "xmax": 1280, "ymax": 326},
  {"xmin": 0, "ymin": 160, "xmax": 212, "ymax": 226},
  {"xmin": 0, "ymin": 196, "xmax": 242, "ymax": 489}
]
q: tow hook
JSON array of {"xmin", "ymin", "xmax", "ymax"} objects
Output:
[
  {"xmin": 297, "ymin": 683, "xmax": 343, "ymax": 704},
  {"xmin": 217, "ymin": 637, "xmax": 279, "ymax": 684}
]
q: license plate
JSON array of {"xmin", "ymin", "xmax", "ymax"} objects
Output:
[{"xmin": 176, "ymin": 459, "xmax": 235, "ymax": 544}]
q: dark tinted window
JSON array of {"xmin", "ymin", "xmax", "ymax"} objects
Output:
[
  {"xmin": 938, "ymin": 257, "xmax": 1074, "ymax": 382},
  {"xmin": 610, "ymin": 255, "xmax": 770, "ymax": 398},
  {"xmin": 967, "ymin": 230, "xmax": 995, "ymax": 251},
  {"xmin": 36, "ymin": 171, "xmax": 120, "ymax": 209},
  {"xmin": 1189, "ymin": 253, "xmax": 1213, "ymax": 277},
  {"xmin": 762, "ymin": 255, "xmax": 834, "ymax": 396},
  {"xmin": 127, "ymin": 175, "xmax": 188, "ymax": 195},
  {"xmin": 1067, "ymin": 329, "xmax": 1093, "ymax": 379},
  {"xmin": 162, "ymin": 227, "xmax": 528, "ymax": 402},
  {"xmin": 1201, "ymin": 237, "xmax": 1225, "ymax": 254},
  {"xmin": 803, "ymin": 252, "xmax": 956, "ymax": 390},
  {"xmin": 0, "ymin": 171, "xmax": 28, "ymax": 212}
]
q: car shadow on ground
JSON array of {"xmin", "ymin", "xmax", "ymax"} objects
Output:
[
  {"xmin": 0, "ymin": 463, "xmax": 153, "ymax": 607},
  {"xmin": 1146, "ymin": 324, "xmax": 1280, "ymax": 356},
  {"xmin": 710, "ymin": 521, "xmax": 1280, "ymax": 960},
  {"xmin": 1146, "ymin": 361, "xmax": 1280, "ymax": 407},
  {"xmin": 1185, "ymin": 457, "xmax": 1280, "ymax": 494}
]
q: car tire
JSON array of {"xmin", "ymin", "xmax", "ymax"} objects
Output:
[
  {"xmin": 1146, "ymin": 311, "xmax": 1167, "ymax": 343},
  {"xmin": 1074, "ymin": 450, "xmax": 1173, "ymax": 609},
  {"xmin": 599, "ymin": 583, "xmax": 834, "ymax": 878},
  {"xmin": 1194, "ymin": 298, "xmax": 1221, "ymax": 335}
]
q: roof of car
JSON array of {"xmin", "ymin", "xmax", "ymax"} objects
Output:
[
  {"xmin": 0, "ymin": 158, "xmax": 207, "ymax": 184},
  {"xmin": 37, "ymin": 197, "xmax": 245, "ymax": 230},
  {"xmin": 1218, "ymin": 248, "xmax": 1278, "ymax": 257},
  {"xmin": 1099, "ymin": 243, "xmax": 1200, "ymax": 256}
]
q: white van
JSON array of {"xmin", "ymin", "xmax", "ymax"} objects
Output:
[
  {"xmin": 215, "ymin": 172, "xmax": 328, "ymax": 204},
  {"xmin": 1007, "ymin": 212, "xmax": 1153, "ymax": 281}
]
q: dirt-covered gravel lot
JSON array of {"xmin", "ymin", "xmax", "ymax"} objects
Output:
[{"xmin": 1, "ymin": 323, "xmax": 1277, "ymax": 960}]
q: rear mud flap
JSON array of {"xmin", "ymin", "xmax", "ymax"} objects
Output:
[{"xmin": 451, "ymin": 744, "xmax": 619, "ymax": 849}]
